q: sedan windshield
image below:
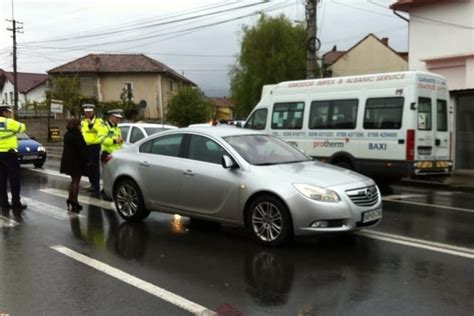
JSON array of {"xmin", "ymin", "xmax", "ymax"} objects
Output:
[{"xmin": 224, "ymin": 134, "xmax": 311, "ymax": 165}]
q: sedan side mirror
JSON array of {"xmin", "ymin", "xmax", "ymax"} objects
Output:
[{"xmin": 222, "ymin": 155, "xmax": 236, "ymax": 169}]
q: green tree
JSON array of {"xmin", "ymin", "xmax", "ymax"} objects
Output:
[
  {"xmin": 166, "ymin": 86, "xmax": 212, "ymax": 127},
  {"xmin": 50, "ymin": 75, "xmax": 82, "ymax": 115},
  {"xmin": 229, "ymin": 14, "xmax": 307, "ymax": 117}
]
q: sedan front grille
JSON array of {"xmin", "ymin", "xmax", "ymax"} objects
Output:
[{"xmin": 345, "ymin": 185, "xmax": 379, "ymax": 207}]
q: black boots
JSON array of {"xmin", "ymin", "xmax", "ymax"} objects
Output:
[{"xmin": 67, "ymin": 199, "xmax": 83, "ymax": 212}]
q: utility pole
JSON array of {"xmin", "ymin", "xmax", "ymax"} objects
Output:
[
  {"xmin": 6, "ymin": 18, "xmax": 23, "ymax": 119},
  {"xmin": 305, "ymin": 0, "xmax": 318, "ymax": 79}
]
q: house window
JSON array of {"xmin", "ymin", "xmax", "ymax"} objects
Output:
[
  {"xmin": 123, "ymin": 82, "xmax": 133, "ymax": 101},
  {"xmin": 9, "ymin": 92, "xmax": 13, "ymax": 105},
  {"xmin": 3, "ymin": 93, "xmax": 7, "ymax": 104},
  {"xmin": 169, "ymin": 80, "xmax": 174, "ymax": 92}
]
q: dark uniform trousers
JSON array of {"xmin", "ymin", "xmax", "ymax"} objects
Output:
[
  {"xmin": 0, "ymin": 151, "xmax": 21, "ymax": 208},
  {"xmin": 87, "ymin": 144, "xmax": 101, "ymax": 192}
]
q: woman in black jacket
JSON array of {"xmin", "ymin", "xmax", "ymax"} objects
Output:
[{"xmin": 60, "ymin": 118, "xmax": 89, "ymax": 212}]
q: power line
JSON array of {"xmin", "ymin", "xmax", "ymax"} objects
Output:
[
  {"xmin": 17, "ymin": 2, "xmax": 293, "ymax": 52},
  {"xmin": 332, "ymin": 0, "xmax": 398, "ymax": 19},
  {"xmin": 22, "ymin": 1, "xmax": 270, "ymax": 45},
  {"xmin": 123, "ymin": 2, "xmax": 294, "ymax": 51},
  {"xmin": 21, "ymin": 1, "xmax": 237, "ymax": 44}
]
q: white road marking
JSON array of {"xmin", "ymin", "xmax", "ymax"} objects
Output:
[
  {"xmin": 0, "ymin": 215, "xmax": 19, "ymax": 228},
  {"xmin": 359, "ymin": 230, "xmax": 474, "ymax": 260},
  {"xmin": 28, "ymin": 166, "xmax": 473, "ymax": 214},
  {"xmin": 382, "ymin": 196, "xmax": 474, "ymax": 213},
  {"xmin": 22, "ymin": 166, "xmax": 83, "ymax": 181},
  {"xmin": 40, "ymin": 188, "xmax": 114, "ymax": 210},
  {"xmin": 22, "ymin": 166, "xmax": 103, "ymax": 186},
  {"xmin": 50, "ymin": 245, "xmax": 216, "ymax": 316},
  {"xmin": 22, "ymin": 196, "xmax": 82, "ymax": 220}
]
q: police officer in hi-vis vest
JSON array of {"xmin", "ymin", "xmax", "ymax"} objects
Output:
[
  {"xmin": 101, "ymin": 109, "xmax": 124, "ymax": 163},
  {"xmin": 0, "ymin": 105, "xmax": 27, "ymax": 211},
  {"xmin": 81, "ymin": 103, "xmax": 107, "ymax": 195}
]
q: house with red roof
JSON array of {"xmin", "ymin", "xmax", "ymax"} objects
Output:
[
  {"xmin": 391, "ymin": 0, "xmax": 474, "ymax": 171},
  {"xmin": 322, "ymin": 34, "xmax": 408, "ymax": 77},
  {"xmin": 207, "ymin": 97, "xmax": 235, "ymax": 121},
  {"xmin": 48, "ymin": 54, "xmax": 195, "ymax": 120},
  {"xmin": 0, "ymin": 69, "xmax": 48, "ymax": 108}
]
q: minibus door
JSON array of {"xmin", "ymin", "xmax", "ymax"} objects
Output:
[{"xmin": 433, "ymin": 99, "xmax": 450, "ymax": 164}]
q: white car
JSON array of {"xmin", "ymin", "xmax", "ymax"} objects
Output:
[{"xmin": 118, "ymin": 123, "xmax": 178, "ymax": 145}]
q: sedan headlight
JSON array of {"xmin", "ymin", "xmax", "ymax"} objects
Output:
[
  {"xmin": 293, "ymin": 184, "xmax": 340, "ymax": 202},
  {"xmin": 37, "ymin": 146, "xmax": 46, "ymax": 152}
]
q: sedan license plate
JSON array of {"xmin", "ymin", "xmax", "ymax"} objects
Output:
[
  {"xmin": 22, "ymin": 155, "xmax": 38, "ymax": 161},
  {"xmin": 362, "ymin": 209, "xmax": 382, "ymax": 223}
]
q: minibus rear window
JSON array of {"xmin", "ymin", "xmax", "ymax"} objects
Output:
[
  {"xmin": 363, "ymin": 97, "xmax": 404, "ymax": 129},
  {"xmin": 417, "ymin": 97, "xmax": 432, "ymax": 130},
  {"xmin": 437, "ymin": 99, "xmax": 448, "ymax": 131}
]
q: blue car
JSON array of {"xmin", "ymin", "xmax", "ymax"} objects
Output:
[{"xmin": 17, "ymin": 133, "xmax": 47, "ymax": 168}]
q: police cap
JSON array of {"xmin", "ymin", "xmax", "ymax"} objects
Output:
[
  {"xmin": 0, "ymin": 105, "xmax": 13, "ymax": 113},
  {"xmin": 107, "ymin": 108, "xmax": 123, "ymax": 118},
  {"xmin": 82, "ymin": 103, "xmax": 96, "ymax": 112}
]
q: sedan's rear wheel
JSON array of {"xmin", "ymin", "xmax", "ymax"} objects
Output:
[
  {"xmin": 248, "ymin": 195, "xmax": 292, "ymax": 246},
  {"xmin": 114, "ymin": 179, "xmax": 149, "ymax": 222}
]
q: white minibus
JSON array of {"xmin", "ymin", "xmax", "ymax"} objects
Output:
[{"xmin": 244, "ymin": 71, "xmax": 453, "ymax": 180}]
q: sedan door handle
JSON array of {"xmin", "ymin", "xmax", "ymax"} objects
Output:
[
  {"xmin": 183, "ymin": 169, "xmax": 194, "ymax": 176},
  {"xmin": 139, "ymin": 161, "xmax": 150, "ymax": 167}
]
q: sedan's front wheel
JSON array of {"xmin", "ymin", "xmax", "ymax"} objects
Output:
[
  {"xmin": 114, "ymin": 179, "xmax": 150, "ymax": 222},
  {"xmin": 247, "ymin": 195, "xmax": 292, "ymax": 246}
]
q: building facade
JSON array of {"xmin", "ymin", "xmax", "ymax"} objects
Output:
[
  {"xmin": 0, "ymin": 69, "xmax": 48, "ymax": 108},
  {"xmin": 48, "ymin": 54, "xmax": 195, "ymax": 120},
  {"xmin": 323, "ymin": 34, "xmax": 408, "ymax": 77},
  {"xmin": 391, "ymin": 0, "xmax": 474, "ymax": 170}
]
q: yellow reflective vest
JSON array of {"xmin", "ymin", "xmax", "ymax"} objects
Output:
[
  {"xmin": 101, "ymin": 121, "xmax": 122, "ymax": 154},
  {"xmin": 0, "ymin": 117, "xmax": 26, "ymax": 152},
  {"xmin": 81, "ymin": 116, "xmax": 107, "ymax": 146}
]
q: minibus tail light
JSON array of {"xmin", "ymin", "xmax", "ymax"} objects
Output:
[{"xmin": 406, "ymin": 129, "xmax": 415, "ymax": 161}]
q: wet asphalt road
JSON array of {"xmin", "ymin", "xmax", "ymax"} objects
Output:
[{"xmin": 1, "ymin": 159, "xmax": 473, "ymax": 315}]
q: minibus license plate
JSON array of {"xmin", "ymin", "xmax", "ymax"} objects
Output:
[{"xmin": 362, "ymin": 209, "xmax": 382, "ymax": 223}]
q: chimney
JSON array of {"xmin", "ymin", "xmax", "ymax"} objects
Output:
[
  {"xmin": 93, "ymin": 54, "xmax": 101, "ymax": 72},
  {"xmin": 381, "ymin": 37, "xmax": 389, "ymax": 46}
]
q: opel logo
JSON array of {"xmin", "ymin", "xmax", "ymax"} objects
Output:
[
  {"xmin": 366, "ymin": 187, "xmax": 376, "ymax": 198},
  {"xmin": 26, "ymin": 147, "xmax": 31, "ymax": 152}
]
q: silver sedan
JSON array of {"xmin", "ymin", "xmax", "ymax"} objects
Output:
[{"xmin": 103, "ymin": 127, "xmax": 382, "ymax": 246}]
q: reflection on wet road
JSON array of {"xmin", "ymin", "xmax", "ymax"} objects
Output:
[{"xmin": 0, "ymin": 168, "xmax": 473, "ymax": 315}]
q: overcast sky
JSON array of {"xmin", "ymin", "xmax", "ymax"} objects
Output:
[{"xmin": 0, "ymin": 0, "xmax": 408, "ymax": 97}]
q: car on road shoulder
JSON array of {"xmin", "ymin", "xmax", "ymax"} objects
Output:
[
  {"xmin": 118, "ymin": 122, "xmax": 178, "ymax": 145},
  {"xmin": 103, "ymin": 127, "xmax": 382, "ymax": 246},
  {"xmin": 17, "ymin": 133, "xmax": 47, "ymax": 168}
]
